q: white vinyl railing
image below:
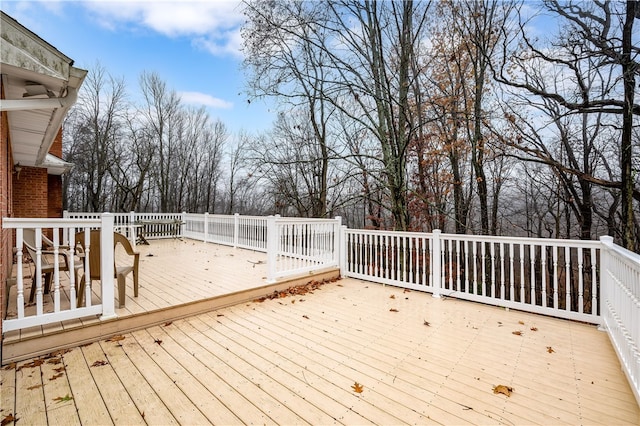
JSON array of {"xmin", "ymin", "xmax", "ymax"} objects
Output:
[
  {"xmin": 183, "ymin": 213, "xmax": 267, "ymax": 251},
  {"xmin": 266, "ymin": 216, "xmax": 342, "ymax": 282},
  {"xmin": 600, "ymin": 236, "xmax": 640, "ymax": 405},
  {"xmin": 342, "ymin": 228, "xmax": 601, "ymax": 323},
  {"xmin": 2, "ymin": 214, "xmax": 117, "ymax": 332}
]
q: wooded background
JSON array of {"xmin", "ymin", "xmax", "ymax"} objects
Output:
[{"xmin": 62, "ymin": 0, "xmax": 640, "ymax": 251}]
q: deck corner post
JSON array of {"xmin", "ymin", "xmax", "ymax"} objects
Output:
[
  {"xmin": 598, "ymin": 235, "xmax": 614, "ymax": 331},
  {"xmin": 266, "ymin": 215, "xmax": 278, "ymax": 283},
  {"xmin": 100, "ymin": 213, "xmax": 117, "ymax": 320},
  {"xmin": 204, "ymin": 212, "xmax": 209, "ymax": 243},
  {"xmin": 431, "ymin": 229, "xmax": 442, "ymax": 298},
  {"xmin": 181, "ymin": 212, "xmax": 187, "ymax": 237}
]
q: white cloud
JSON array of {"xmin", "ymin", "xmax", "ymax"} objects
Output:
[
  {"xmin": 82, "ymin": 0, "xmax": 244, "ymax": 56},
  {"xmin": 178, "ymin": 91, "xmax": 233, "ymax": 109}
]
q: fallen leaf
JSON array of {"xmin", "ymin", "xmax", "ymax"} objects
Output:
[
  {"xmin": 492, "ymin": 384, "xmax": 514, "ymax": 397},
  {"xmin": 518, "ymin": 320, "xmax": 525, "ymax": 325},
  {"xmin": 154, "ymin": 339, "xmax": 163, "ymax": 345},
  {"xmin": 512, "ymin": 331, "xmax": 522, "ymax": 336},
  {"xmin": 53, "ymin": 394, "xmax": 73, "ymax": 403},
  {"xmin": 302, "ymin": 315, "xmax": 310, "ymax": 319},
  {"xmin": 2, "ymin": 362, "xmax": 16, "ymax": 370},
  {"xmin": 403, "ymin": 289, "xmax": 411, "ymax": 293},
  {"xmin": 1, "ymin": 414, "xmax": 16, "ymax": 426},
  {"xmin": 389, "ymin": 295, "xmax": 396, "ymax": 299},
  {"xmin": 16, "ymin": 359, "xmax": 44, "ymax": 371},
  {"xmin": 91, "ymin": 360, "xmax": 108, "ymax": 367},
  {"xmin": 352, "ymin": 382, "xmax": 364, "ymax": 393},
  {"xmin": 49, "ymin": 373, "xmax": 64, "ymax": 381},
  {"xmin": 106, "ymin": 335, "xmax": 125, "ymax": 343},
  {"xmin": 164, "ymin": 321, "xmax": 173, "ymax": 326},
  {"xmin": 423, "ymin": 320, "xmax": 431, "ymax": 327},
  {"xmin": 547, "ymin": 346, "xmax": 555, "ymax": 353},
  {"xmin": 54, "ymin": 367, "xmax": 65, "ymax": 373},
  {"xmin": 46, "ymin": 358, "xmax": 62, "ymax": 365},
  {"xmin": 530, "ymin": 327, "xmax": 538, "ymax": 331},
  {"xmin": 26, "ymin": 384, "xmax": 43, "ymax": 390},
  {"xmin": 389, "ymin": 308, "xmax": 399, "ymax": 312}
]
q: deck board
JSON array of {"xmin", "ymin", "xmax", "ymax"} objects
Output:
[{"xmin": 2, "ymin": 241, "xmax": 639, "ymax": 425}]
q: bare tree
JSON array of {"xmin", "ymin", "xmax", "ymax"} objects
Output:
[{"xmin": 495, "ymin": 0, "xmax": 640, "ymax": 248}]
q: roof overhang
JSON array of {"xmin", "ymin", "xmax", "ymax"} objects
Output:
[{"xmin": 0, "ymin": 11, "xmax": 87, "ymax": 172}]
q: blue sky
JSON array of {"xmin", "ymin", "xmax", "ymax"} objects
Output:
[{"xmin": 2, "ymin": 0, "xmax": 276, "ymax": 134}]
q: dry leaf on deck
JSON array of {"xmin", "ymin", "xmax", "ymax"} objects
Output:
[
  {"xmin": 518, "ymin": 321, "xmax": 525, "ymax": 325},
  {"xmin": 164, "ymin": 321, "xmax": 173, "ymax": 326},
  {"xmin": 530, "ymin": 327, "xmax": 538, "ymax": 331},
  {"xmin": 154, "ymin": 339, "xmax": 163, "ymax": 345},
  {"xmin": 352, "ymin": 382, "xmax": 364, "ymax": 393},
  {"xmin": 547, "ymin": 346, "xmax": 555, "ymax": 353},
  {"xmin": 46, "ymin": 357, "xmax": 62, "ymax": 365},
  {"xmin": 105, "ymin": 335, "xmax": 125, "ymax": 343},
  {"xmin": 26, "ymin": 384, "xmax": 43, "ymax": 390},
  {"xmin": 302, "ymin": 315, "xmax": 310, "ymax": 319},
  {"xmin": 92, "ymin": 360, "xmax": 108, "ymax": 367},
  {"xmin": 49, "ymin": 373, "xmax": 64, "ymax": 381},
  {"xmin": 492, "ymin": 384, "xmax": 514, "ymax": 397},
  {"xmin": 424, "ymin": 320, "xmax": 431, "ymax": 327},
  {"xmin": 389, "ymin": 295, "xmax": 396, "ymax": 299},
  {"xmin": 53, "ymin": 394, "xmax": 73, "ymax": 403},
  {"xmin": 512, "ymin": 330, "xmax": 522, "ymax": 336},
  {"xmin": 389, "ymin": 308, "xmax": 399, "ymax": 312},
  {"xmin": 1, "ymin": 414, "xmax": 16, "ymax": 426}
]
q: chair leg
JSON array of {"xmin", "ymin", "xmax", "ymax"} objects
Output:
[
  {"xmin": 117, "ymin": 274, "xmax": 126, "ymax": 308},
  {"xmin": 77, "ymin": 276, "xmax": 86, "ymax": 307},
  {"xmin": 133, "ymin": 271, "xmax": 138, "ymax": 297},
  {"xmin": 29, "ymin": 277, "xmax": 36, "ymax": 304}
]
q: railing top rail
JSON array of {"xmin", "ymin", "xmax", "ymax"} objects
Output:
[
  {"xmin": 440, "ymin": 232, "xmax": 603, "ymax": 249},
  {"xmin": 345, "ymin": 227, "xmax": 602, "ymax": 249},
  {"xmin": 602, "ymin": 238, "xmax": 640, "ymax": 263},
  {"xmin": 3, "ymin": 218, "xmax": 101, "ymax": 228},
  {"xmin": 275, "ymin": 217, "xmax": 341, "ymax": 224}
]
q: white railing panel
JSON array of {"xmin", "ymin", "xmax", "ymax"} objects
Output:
[
  {"xmin": 600, "ymin": 237, "xmax": 640, "ymax": 406},
  {"xmin": 2, "ymin": 217, "xmax": 116, "ymax": 332},
  {"xmin": 267, "ymin": 216, "xmax": 341, "ymax": 282}
]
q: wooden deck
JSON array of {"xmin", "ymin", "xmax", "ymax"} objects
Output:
[
  {"xmin": 3, "ymin": 239, "xmax": 339, "ymax": 362},
  {"xmin": 2, "ymin": 275, "xmax": 639, "ymax": 425}
]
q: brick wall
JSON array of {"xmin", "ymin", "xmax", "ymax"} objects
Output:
[{"xmin": 13, "ymin": 167, "xmax": 49, "ymax": 218}]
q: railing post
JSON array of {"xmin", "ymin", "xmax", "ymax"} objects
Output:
[
  {"xmin": 339, "ymin": 224, "xmax": 347, "ymax": 275},
  {"xmin": 129, "ymin": 211, "xmax": 136, "ymax": 248},
  {"xmin": 100, "ymin": 213, "xmax": 117, "ymax": 320},
  {"xmin": 62, "ymin": 210, "xmax": 69, "ymax": 243},
  {"xmin": 204, "ymin": 212, "xmax": 209, "ymax": 243},
  {"xmin": 266, "ymin": 215, "xmax": 277, "ymax": 283},
  {"xmin": 598, "ymin": 235, "xmax": 614, "ymax": 330},
  {"xmin": 334, "ymin": 216, "xmax": 342, "ymax": 270},
  {"xmin": 431, "ymin": 229, "xmax": 442, "ymax": 298},
  {"xmin": 234, "ymin": 213, "xmax": 240, "ymax": 248},
  {"xmin": 181, "ymin": 212, "xmax": 187, "ymax": 237}
]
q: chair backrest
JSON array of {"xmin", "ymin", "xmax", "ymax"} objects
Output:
[
  {"xmin": 23, "ymin": 229, "xmax": 38, "ymax": 250},
  {"xmin": 75, "ymin": 230, "xmax": 102, "ymax": 281},
  {"xmin": 75, "ymin": 230, "xmax": 134, "ymax": 281},
  {"xmin": 23, "ymin": 240, "xmax": 53, "ymax": 268}
]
